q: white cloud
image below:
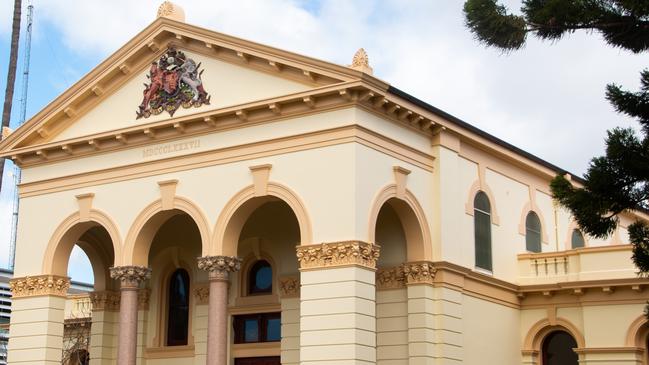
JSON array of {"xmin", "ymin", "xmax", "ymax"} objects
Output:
[{"xmin": 22, "ymin": 0, "xmax": 649, "ymax": 177}]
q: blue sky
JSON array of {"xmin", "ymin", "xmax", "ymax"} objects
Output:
[{"xmin": 0, "ymin": 0, "xmax": 646, "ymax": 284}]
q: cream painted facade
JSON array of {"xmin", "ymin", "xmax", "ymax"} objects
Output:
[{"xmin": 2, "ymin": 4, "xmax": 649, "ymax": 365}]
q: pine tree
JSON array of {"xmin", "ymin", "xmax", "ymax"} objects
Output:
[{"xmin": 463, "ymin": 1, "xmax": 649, "ymax": 277}]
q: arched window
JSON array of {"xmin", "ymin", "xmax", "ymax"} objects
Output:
[
  {"xmin": 474, "ymin": 191, "xmax": 492, "ymax": 271},
  {"xmin": 571, "ymin": 229, "xmax": 585, "ymax": 249},
  {"xmin": 526, "ymin": 212, "xmax": 542, "ymax": 253},
  {"xmin": 542, "ymin": 330, "xmax": 578, "ymax": 365},
  {"xmin": 167, "ymin": 268, "xmax": 190, "ymax": 346},
  {"xmin": 248, "ymin": 260, "xmax": 273, "ymax": 295}
]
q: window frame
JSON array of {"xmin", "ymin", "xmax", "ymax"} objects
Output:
[
  {"xmin": 571, "ymin": 229, "xmax": 585, "ymax": 249},
  {"xmin": 166, "ymin": 268, "xmax": 191, "ymax": 347},
  {"xmin": 525, "ymin": 211, "xmax": 542, "ymax": 253},
  {"xmin": 248, "ymin": 260, "xmax": 273, "ymax": 295},
  {"xmin": 473, "ymin": 191, "xmax": 493, "ymax": 272},
  {"xmin": 233, "ymin": 312, "xmax": 281, "ymax": 344}
]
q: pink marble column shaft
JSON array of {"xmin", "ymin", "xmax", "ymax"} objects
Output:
[
  {"xmin": 197, "ymin": 255, "xmax": 241, "ymax": 365},
  {"xmin": 110, "ymin": 266, "xmax": 151, "ymax": 365},
  {"xmin": 208, "ymin": 274, "xmax": 229, "ymax": 365}
]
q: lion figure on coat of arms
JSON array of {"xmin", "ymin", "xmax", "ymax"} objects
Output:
[{"xmin": 137, "ymin": 47, "xmax": 210, "ymax": 119}]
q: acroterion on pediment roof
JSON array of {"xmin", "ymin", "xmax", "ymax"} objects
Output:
[{"xmin": 0, "ymin": 15, "xmax": 388, "ymax": 154}]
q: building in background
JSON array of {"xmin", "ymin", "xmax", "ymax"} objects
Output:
[
  {"xmin": 0, "ymin": 269, "xmax": 11, "ymax": 365},
  {"xmin": 0, "ymin": 2, "xmax": 648, "ymax": 365}
]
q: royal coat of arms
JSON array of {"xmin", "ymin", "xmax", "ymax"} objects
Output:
[{"xmin": 137, "ymin": 47, "xmax": 210, "ymax": 119}]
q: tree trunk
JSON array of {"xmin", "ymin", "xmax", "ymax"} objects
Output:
[{"xmin": 0, "ymin": 0, "xmax": 22, "ymax": 194}]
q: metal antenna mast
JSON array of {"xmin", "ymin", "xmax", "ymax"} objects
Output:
[{"xmin": 9, "ymin": 2, "xmax": 34, "ymax": 270}]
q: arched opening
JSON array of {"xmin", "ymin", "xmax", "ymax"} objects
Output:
[
  {"xmin": 47, "ymin": 219, "xmax": 117, "ymax": 365},
  {"xmin": 541, "ymin": 330, "xmax": 578, "ymax": 365},
  {"xmin": 375, "ymin": 200, "xmax": 408, "ymax": 268},
  {"xmin": 144, "ymin": 211, "xmax": 204, "ymax": 348},
  {"xmin": 373, "ymin": 197, "xmax": 426, "ymax": 365},
  {"xmin": 228, "ymin": 198, "xmax": 300, "ymax": 361},
  {"xmin": 373, "ymin": 197, "xmax": 427, "ymax": 263}
]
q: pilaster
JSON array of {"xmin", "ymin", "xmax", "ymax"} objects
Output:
[
  {"xmin": 403, "ymin": 262, "xmax": 463, "ymax": 365},
  {"xmin": 297, "ymin": 241, "xmax": 380, "ymax": 365},
  {"xmin": 280, "ymin": 276, "xmax": 301, "ymax": 365},
  {"xmin": 7, "ymin": 275, "xmax": 70, "ymax": 364},
  {"xmin": 88, "ymin": 290, "xmax": 120, "ymax": 364}
]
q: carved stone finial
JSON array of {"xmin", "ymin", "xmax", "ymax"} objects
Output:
[
  {"xmin": 197, "ymin": 256, "xmax": 242, "ymax": 281},
  {"xmin": 350, "ymin": 48, "xmax": 373, "ymax": 75},
  {"xmin": 109, "ymin": 266, "xmax": 151, "ymax": 288},
  {"xmin": 157, "ymin": 1, "xmax": 185, "ymax": 22}
]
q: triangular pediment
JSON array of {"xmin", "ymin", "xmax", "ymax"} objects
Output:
[{"xmin": 0, "ymin": 17, "xmax": 372, "ymax": 152}]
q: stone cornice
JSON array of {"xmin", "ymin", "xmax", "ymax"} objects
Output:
[
  {"xmin": 110, "ymin": 266, "xmax": 151, "ymax": 288},
  {"xmin": 9, "ymin": 275, "xmax": 71, "ymax": 298},
  {"xmin": 2, "ymin": 81, "xmax": 442, "ymax": 167},
  {"xmin": 197, "ymin": 255, "xmax": 242, "ymax": 281},
  {"xmin": 279, "ymin": 276, "xmax": 300, "ymax": 298},
  {"xmin": 89, "ymin": 290, "xmax": 121, "ymax": 311},
  {"xmin": 0, "ymin": 16, "xmax": 372, "ymax": 154},
  {"xmin": 296, "ymin": 241, "xmax": 380, "ymax": 270}
]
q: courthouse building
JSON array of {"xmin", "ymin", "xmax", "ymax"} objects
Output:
[{"xmin": 1, "ymin": 3, "xmax": 649, "ymax": 365}]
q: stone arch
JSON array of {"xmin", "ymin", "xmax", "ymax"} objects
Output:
[
  {"xmin": 124, "ymin": 196, "xmax": 211, "ymax": 266},
  {"xmin": 464, "ymin": 179, "xmax": 501, "ymax": 225},
  {"xmin": 368, "ymin": 184, "xmax": 432, "ymax": 261},
  {"xmin": 518, "ymin": 202, "xmax": 550, "ymax": 244},
  {"xmin": 42, "ymin": 209, "xmax": 122, "ymax": 290},
  {"xmin": 211, "ymin": 182, "xmax": 312, "ymax": 256},
  {"xmin": 626, "ymin": 315, "xmax": 649, "ymax": 348},
  {"xmin": 523, "ymin": 317, "xmax": 585, "ymax": 354}
]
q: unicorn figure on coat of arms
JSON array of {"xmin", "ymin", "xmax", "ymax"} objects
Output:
[{"xmin": 137, "ymin": 47, "xmax": 210, "ymax": 119}]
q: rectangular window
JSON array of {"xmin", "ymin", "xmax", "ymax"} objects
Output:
[
  {"xmin": 233, "ymin": 312, "xmax": 281, "ymax": 344},
  {"xmin": 474, "ymin": 210, "xmax": 492, "ymax": 271}
]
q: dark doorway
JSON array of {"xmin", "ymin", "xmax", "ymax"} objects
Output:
[
  {"xmin": 235, "ymin": 357, "xmax": 281, "ymax": 365},
  {"xmin": 542, "ymin": 330, "xmax": 578, "ymax": 365}
]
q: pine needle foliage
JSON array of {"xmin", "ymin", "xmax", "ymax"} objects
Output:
[{"xmin": 463, "ymin": 1, "xmax": 649, "ymax": 296}]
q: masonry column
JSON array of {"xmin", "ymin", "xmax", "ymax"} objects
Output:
[
  {"xmin": 88, "ymin": 291, "xmax": 120, "ymax": 364},
  {"xmin": 7, "ymin": 275, "xmax": 70, "ymax": 364},
  {"xmin": 109, "ymin": 266, "xmax": 151, "ymax": 365},
  {"xmin": 297, "ymin": 241, "xmax": 380, "ymax": 365},
  {"xmin": 404, "ymin": 262, "xmax": 463, "ymax": 365},
  {"xmin": 197, "ymin": 255, "xmax": 241, "ymax": 365}
]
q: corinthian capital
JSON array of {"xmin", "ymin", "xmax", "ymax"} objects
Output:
[
  {"xmin": 109, "ymin": 266, "xmax": 151, "ymax": 288},
  {"xmin": 197, "ymin": 255, "xmax": 241, "ymax": 280}
]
